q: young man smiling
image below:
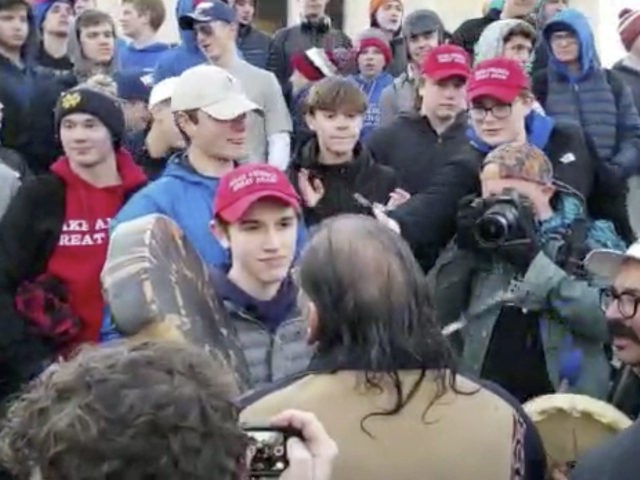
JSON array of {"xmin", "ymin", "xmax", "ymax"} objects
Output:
[
  {"xmin": 0, "ymin": 87, "xmax": 146, "ymax": 403},
  {"xmin": 288, "ymin": 76, "xmax": 399, "ymax": 226},
  {"xmin": 179, "ymin": 0, "xmax": 292, "ymax": 168},
  {"xmin": 113, "ymin": 64, "xmax": 259, "ymax": 268},
  {"xmin": 210, "ymin": 163, "xmax": 313, "ymax": 388}
]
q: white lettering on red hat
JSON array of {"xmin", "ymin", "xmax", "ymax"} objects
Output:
[
  {"xmin": 437, "ymin": 52, "xmax": 466, "ymax": 64},
  {"xmin": 475, "ymin": 67, "xmax": 510, "ymax": 81},
  {"xmin": 229, "ymin": 170, "xmax": 277, "ymax": 192}
]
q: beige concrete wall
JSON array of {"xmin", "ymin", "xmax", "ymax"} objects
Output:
[{"xmin": 98, "ymin": 0, "xmax": 614, "ymax": 63}]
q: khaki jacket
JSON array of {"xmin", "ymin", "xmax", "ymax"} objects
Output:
[{"xmin": 240, "ymin": 367, "xmax": 546, "ymax": 480}]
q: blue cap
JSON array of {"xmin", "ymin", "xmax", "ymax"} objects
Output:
[
  {"xmin": 32, "ymin": 0, "xmax": 72, "ymax": 30},
  {"xmin": 178, "ymin": 0, "xmax": 236, "ymax": 31},
  {"xmin": 114, "ymin": 71, "xmax": 152, "ymax": 103}
]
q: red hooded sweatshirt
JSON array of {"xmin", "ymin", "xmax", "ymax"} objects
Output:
[{"xmin": 46, "ymin": 149, "xmax": 146, "ymax": 345}]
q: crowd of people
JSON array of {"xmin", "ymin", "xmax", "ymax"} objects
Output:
[{"xmin": 1, "ymin": 0, "xmax": 640, "ymax": 478}]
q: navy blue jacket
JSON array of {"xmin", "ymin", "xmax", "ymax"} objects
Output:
[
  {"xmin": 237, "ymin": 23, "xmax": 271, "ymax": 70},
  {"xmin": 0, "ymin": 4, "xmax": 40, "ymax": 156}
]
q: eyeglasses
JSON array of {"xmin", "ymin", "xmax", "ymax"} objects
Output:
[
  {"xmin": 549, "ymin": 32, "xmax": 577, "ymax": 44},
  {"xmin": 469, "ymin": 103, "xmax": 513, "ymax": 121},
  {"xmin": 600, "ymin": 287, "xmax": 640, "ymax": 320}
]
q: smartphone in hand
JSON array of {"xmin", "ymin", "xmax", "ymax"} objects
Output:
[{"xmin": 243, "ymin": 425, "xmax": 298, "ymax": 478}]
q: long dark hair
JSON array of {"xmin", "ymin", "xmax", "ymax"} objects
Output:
[{"xmin": 298, "ymin": 215, "xmax": 473, "ymax": 435}]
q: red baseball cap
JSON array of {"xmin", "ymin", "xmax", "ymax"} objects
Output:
[
  {"xmin": 421, "ymin": 44, "xmax": 471, "ymax": 81},
  {"xmin": 214, "ymin": 164, "xmax": 301, "ymax": 223},
  {"xmin": 467, "ymin": 57, "xmax": 531, "ymax": 103}
]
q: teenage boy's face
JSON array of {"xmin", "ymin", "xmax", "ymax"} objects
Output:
[
  {"xmin": 549, "ymin": 29, "xmax": 579, "ymax": 64},
  {"xmin": 407, "ymin": 31, "xmax": 438, "ymax": 65},
  {"xmin": 42, "ymin": 2, "xmax": 73, "ymax": 36},
  {"xmin": 180, "ymin": 110, "xmax": 248, "ymax": 160},
  {"xmin": 503, "ymin": 35, "xmax": 533, "ymax": 67},
  {"xmin": 469, "ymin": 95, "xmax": 532, "ymax": 146},
  {"xmin": 419, "ymin": 76, "xmax": 466, "ymax": 121},
  {"xmin": 357, "ymin": 46, "xmax": 385, "ymax": 79},
  {"xmin": 234, "ymin": 0, "xmax": 254, "ymax": 25},
  {"xmin": 59, "ymin": 112, "xmax": 114, "ymax": 168},
  {"xmin": 120, "ymin": 2, "xmax": 147, "ymax": 38},
  {"xmin": 0, "ymin": 5, "xmax": 28, "ymax": 52},
  {"xmin": 306, "ymin": 110, "xmax": 363, "ymax": 156},
  {"xmin": 79, "ymin": 22, "xmax": 115, "ymax": 64},
  {"xmin": 375, "ymin": 0, "xmax": 402, "ymax": 33},
  {"xmin": 195, "ymin": 20, "xmax": 236, "ymax": 63},
  {"xmin": 224, "ymin": 200, "xmax": 298, "ymax": 286}
]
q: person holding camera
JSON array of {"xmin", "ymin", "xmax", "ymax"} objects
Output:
[
  {"xmin": 0, "ymin": 341, "xmax": 338, "ymax": 480},
  {"xmin": 432, "ymin": 142, "xmax": 625, "ymax": 403}
]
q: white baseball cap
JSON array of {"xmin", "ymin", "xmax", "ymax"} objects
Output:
[
  {"xmin": 149, "ymin": 77, "xmax": 178, "ymax": 109},
  {"xmin": 171, "ymin": 64, "xmax": 260, "ymax": 120},
  {"xmin": 585, "ymin": 240, "xmax": 640, "ymax": 281}
]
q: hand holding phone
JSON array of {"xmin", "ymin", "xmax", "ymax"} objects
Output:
[
  {"xmin": 244, "ymin": 426, "xmax": 297, "ymax": 478},
  {"xmin": 270, "ymin": 410, "xmax": 338, "ymax": 480}
]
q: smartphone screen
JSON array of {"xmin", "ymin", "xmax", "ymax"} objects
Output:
[{"xmin": 245, "ymin": 428, "xmax": 289, "ymax": 478}]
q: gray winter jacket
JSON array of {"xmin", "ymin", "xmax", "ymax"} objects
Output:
[
  {"xmin": 379, "ymin": 68, "xmax": 417, "ymax": 126},
  {"xmin": 224, "ymin": 301, "xmax": 314, "ymax": 388}
]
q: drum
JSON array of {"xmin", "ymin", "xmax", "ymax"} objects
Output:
[
  {"xmin": 101, "ymin": 214, "xmax": 251, "ymax": 391},
  {"xmin": 523, "ymin": 393, "xmax": 633, "ymax": 474}
]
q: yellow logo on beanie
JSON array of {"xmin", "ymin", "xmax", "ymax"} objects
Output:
[{"xmin": 60, "ymin": 92, "xmax": 82, "ymax": 110}]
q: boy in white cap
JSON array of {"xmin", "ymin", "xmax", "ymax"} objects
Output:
[{"xmin": 113, "ymin": 64, "xmax": 261, "ymax": 268}]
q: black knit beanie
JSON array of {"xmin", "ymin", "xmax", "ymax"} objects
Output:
[{"xmin": 55, "ymin": 87, "xmax": 125, "ymax": 147}]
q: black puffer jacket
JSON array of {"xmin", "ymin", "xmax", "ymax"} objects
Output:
[
  {"xmin": 267, "ymin": 19, "xmax": 352, "ymax": 87},
  {"xmin": 367, "ymin": 113, "xmax": 468, "ymax": 194},
  {"xmin": 451, "ymin": 8, "xmax": 501, "ymax": 57},
  {"xmin": 287, "ymin": 137, "xmax": 398, "ymax": 226}
]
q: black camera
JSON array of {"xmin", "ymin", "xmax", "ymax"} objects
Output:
[{"xmin": 473, "ymin": 190, "xmax": 531, "ymax": 247}]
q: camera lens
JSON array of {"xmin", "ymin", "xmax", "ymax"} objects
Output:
[
  {"xmin": 475, "ymin": 214, "xmax": 510, "ymax": 245},
  {"xmin": 474, "ymin": 201, "xmax": 520, "ymax": 247}
]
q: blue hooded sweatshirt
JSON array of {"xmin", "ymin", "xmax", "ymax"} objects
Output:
[
  {"xmin": 112, "ymin": 153, "xmax": 308, "ymax": 269},
  {"xmin": 544, "ymin": 8, "xmax": 596, "ymax": 82},
  {"xmin": 350, "ymin": 72, "xmax": 395, "ymax": 141},
  {"xmin": 119, "ymin": 41, "xmax": 172, "ymax": 73},
  {"xmin": 153, "ymin": 0, "xmax": 206, "ymax": 82}
]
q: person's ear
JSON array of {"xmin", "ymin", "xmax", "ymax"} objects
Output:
[
  {"xmin": 304, "ymin": 113, "xmax": 317, "ymax": 132},
  {"xmin": 541, "ymin": 183, "xmax": 556, "ymax": 202},
  {"xmin": 519, "ymin": 94, "xmax": 534, "ymax": 116},
  {"xmin": 210, "ymin": 220, "xmax": 230, "ymax": 248},
  {"xmin": 305, "ymin": 301, "xmax": 319, "ymax": 345}
]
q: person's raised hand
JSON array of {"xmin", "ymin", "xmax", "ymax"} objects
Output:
[
  {"xmin": 385, "ymin": 188, "xmax": 411, "ymax": 210},
  {"xmin": 297, "ymin": 169, "xmax": 325, "ymax": 208},
  {"xmin": 272, "ymin": 409, "xmax": 338, "ymax": 480}
]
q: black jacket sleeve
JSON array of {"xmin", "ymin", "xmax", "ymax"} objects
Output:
[
  {"xmin": 389, "ymin": 155, "xmax": 480, "ymax": 273},
  {"xmin": 0, "ymin": 177, "xmax": 63, "ymax": 402}
]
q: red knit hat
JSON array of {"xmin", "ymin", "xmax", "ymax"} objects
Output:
[
  {"xmin": 357, "ymin": 37, "xmax": 392, "ymax": 65},
  {"xmin": 619, "ymin": 8, "xmax": 640, "ymax": 51}
]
